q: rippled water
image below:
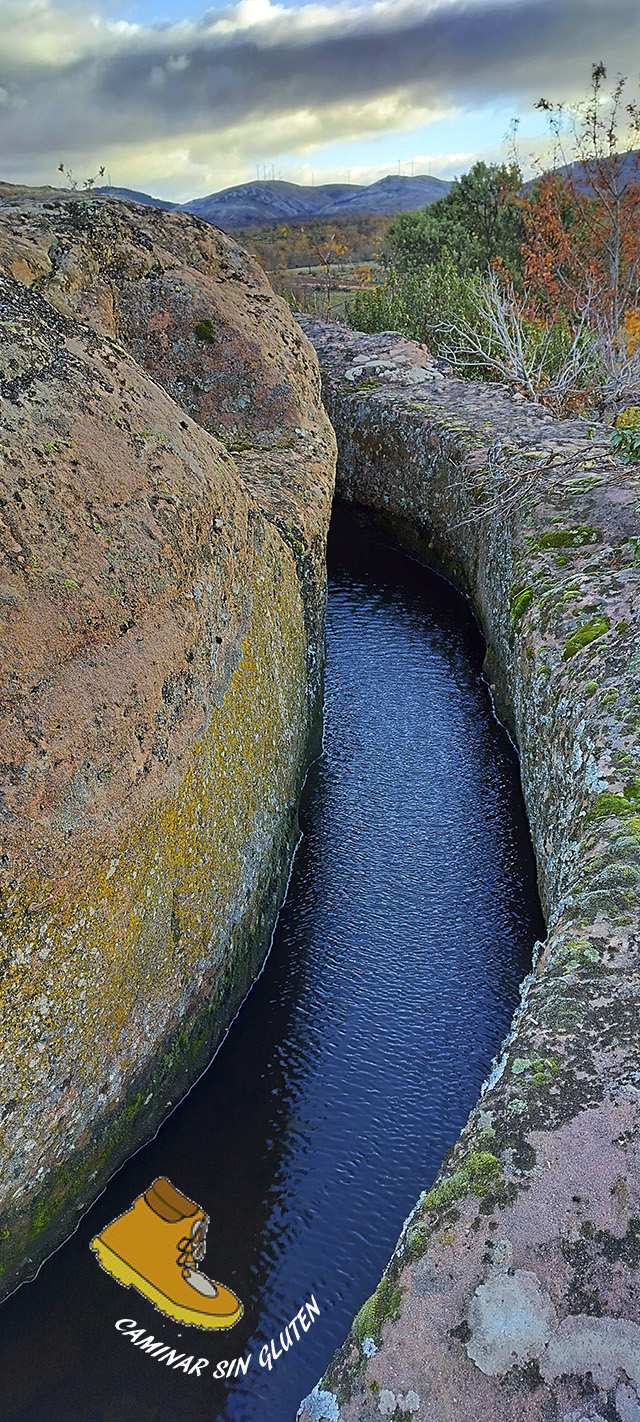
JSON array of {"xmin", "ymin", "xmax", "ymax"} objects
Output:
[{"xmin": 0, "ymin": 506, "xmax": 544, "ymax": 1422}]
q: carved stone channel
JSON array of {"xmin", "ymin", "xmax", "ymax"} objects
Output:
[{"xmin": 297, "ymin": 317, "xmax": 640, "ymax": 1422}]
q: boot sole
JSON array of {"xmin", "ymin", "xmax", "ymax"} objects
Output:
[{"xmin": 90, "ymin": 1235, "xmax": 244, "ymax": 1330}]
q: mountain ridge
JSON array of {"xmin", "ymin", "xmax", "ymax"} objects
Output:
[
  {"xmin": 86, "ymin": 149, "xmax": 640, "ymax": 232},
  {"xmin": 96, "ymin": 173, "xmax": 452, "ymax": 229}
]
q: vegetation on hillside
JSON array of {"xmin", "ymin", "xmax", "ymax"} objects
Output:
[
  {"xmin": 236, "ymin": 214, "xmax": 388, "ymax": 315},
  {"xmin": 346, "ymin": 65, "xmax": 640, "ymax": 420},
  {"xmin": 236, "ymin": 214, "xmax": 390, "ymax": 273}
]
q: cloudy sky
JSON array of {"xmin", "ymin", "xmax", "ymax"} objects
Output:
[{"xmin": 1, "ymin": 0, "xmax": 638, "ymax": 200}]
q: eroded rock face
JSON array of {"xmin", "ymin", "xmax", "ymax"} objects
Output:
[
  {"xmin": 0, "ymin": 185, "xmax": 323, "ymax": 441},
  {"xmin": 0, "ymin": 196, "xmax": 335, "ymax": 1297},
  {"xmin": 297, "ymin": 320, "xmax": 640, "ymax": 1422}
]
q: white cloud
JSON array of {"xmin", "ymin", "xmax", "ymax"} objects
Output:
[
  {"xmin": 166, "ymin": 53, "xmax": 190, "ymax": 71},
  {"xmin": 0, "ymin": 0, "xmax": 638, "ymax": 197}
]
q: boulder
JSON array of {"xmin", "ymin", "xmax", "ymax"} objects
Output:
[{"xmin": 0, "ymin": 192, "xmax": 335, "ymax": 1297}]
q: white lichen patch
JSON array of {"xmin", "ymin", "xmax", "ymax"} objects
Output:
[
  {"xmin": 297, "ymin": 1382, "xmax": 342, "ymax": 1421},
  {"xmin": 466, "ymin": 1267, "xmax": 556, "ymax": 1374},
  {"xmin": 542, "ymin": 1315, "xmax": 640, "ymax": 1393}
]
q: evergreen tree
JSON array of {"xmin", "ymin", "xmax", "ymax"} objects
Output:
[{"xmin": 386, "ymin": 161, "xmax": 525, "ymax": 282}]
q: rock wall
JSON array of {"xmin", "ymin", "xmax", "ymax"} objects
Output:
[
  {"xmin": 297, "ymin": 320, "xmax": 640, "ymax": 1422},
  {"xmin": 0, "ymin": 192, "xmax": 335, "ymax": 1298}
]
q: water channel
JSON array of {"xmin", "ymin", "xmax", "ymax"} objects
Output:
[{"xmin": 0, "ymin": 505, "xmax": 545, "ymax": 1422}]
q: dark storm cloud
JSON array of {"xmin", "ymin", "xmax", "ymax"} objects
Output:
[{"xmin": 1, "ymin": 0, "xmax": 639, "ymax": 160}]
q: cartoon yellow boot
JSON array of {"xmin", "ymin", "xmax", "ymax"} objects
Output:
[{"xmin": 90, "ymin": 1176, "xmax": 243, "ymax": 1330}]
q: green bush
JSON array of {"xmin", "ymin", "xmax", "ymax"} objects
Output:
[
  {"xmin": 345, "ymin": 259, "xmax": 591, "ymax": 396},
  {"xmin": 345, "ymin": 257, "xmax": 489, "ymax": 376},
  {"xmin": 611, "ymin": 407, "xmax": 640, "ymax": 463}
]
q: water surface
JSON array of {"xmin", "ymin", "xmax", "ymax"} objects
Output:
[{"xmin": 0, "ymin": 506, "xmax": 544, "ymax": 1422}]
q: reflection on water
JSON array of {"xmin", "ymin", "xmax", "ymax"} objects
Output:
[{"xmin": 0, "ymin": 505, "xmax": 544, "ymax": 1422}]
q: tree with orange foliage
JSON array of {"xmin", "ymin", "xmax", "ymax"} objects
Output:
[{"xmin": 517, "ymin": 63, "xmax": 640, "ymax": 407}]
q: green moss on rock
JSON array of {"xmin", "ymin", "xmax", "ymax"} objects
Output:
[
  {"xmin": 510, "ymin": 588, "xmax": 534, "ymax": 626},
  {"xmin": 353, "ymin": 1276, "xmax": 404, "ymax": 1344},
  {"xmin": 423, "ymin": 1150, "xmax": 502, "ymax": 1213},
  {"xmin": 587, "ymin": 783, "xmax": 640, "ymax": 821},
  {"xmin": 193, "ymin": 318, "xmax": 216, "ymax": 343},
  {"xmin": 536, "ymin": 526, "xmax": 602, "ymax": 549},
  {"xmin": 563, "ymin": 616, "xmax": 610, "ymax": 660}
]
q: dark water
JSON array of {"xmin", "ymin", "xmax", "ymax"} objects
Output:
[{"xmin": 0, "ymin": 507, "xmax": 544, "ymax": 1422}]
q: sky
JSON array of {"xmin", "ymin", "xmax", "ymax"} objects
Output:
[{"xmin": 1, "ymin": 0, "xmax": 639, "ymax": 201}]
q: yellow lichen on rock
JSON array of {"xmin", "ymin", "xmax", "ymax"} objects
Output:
[{"xmin": 1, "ymin": 530, "xmax": 306, "ymax": 1230}]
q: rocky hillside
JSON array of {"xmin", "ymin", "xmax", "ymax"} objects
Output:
[{"xmin": 0, "ymin": 186, "xmax": 335, "ymax": 1297}]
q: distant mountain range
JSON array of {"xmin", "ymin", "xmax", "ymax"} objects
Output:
[
  {"xmin": 97, "ymin": 152, "xmax": 640, "ymax": 232},
  {"xmin": 96, "ymin": 174, "xmax": 452, "ymax": 230}
]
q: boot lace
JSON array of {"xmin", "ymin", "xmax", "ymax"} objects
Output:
[{"xmin": 177, "ymin": 1216, "xmax": 208, "ymax": 1278}]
